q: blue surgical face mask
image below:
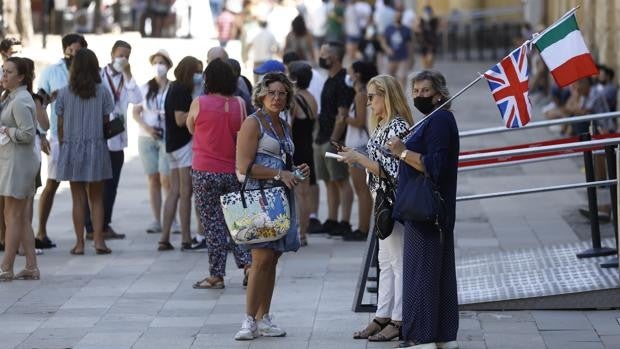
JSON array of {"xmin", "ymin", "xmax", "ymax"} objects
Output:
[{"xmin": 193, "ymin": 73, "xmax": 203, "ymax": 85}]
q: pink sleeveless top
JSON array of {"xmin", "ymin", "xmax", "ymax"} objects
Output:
[{"xmin": 192, "ymin": 94, "xmax": 245, "ymax": 173}]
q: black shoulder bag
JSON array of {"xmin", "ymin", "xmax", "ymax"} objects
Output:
[
  {"xmin": 104, "ymin": 116, "xmax": 125, "ymax": 139},
  {"xmin": 373, "ymin": 163, "xmax": 396, "ymax": 240}
]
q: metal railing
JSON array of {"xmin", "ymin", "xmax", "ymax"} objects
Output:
[
  {"xmin": 354, "ymin": 112, "xmax": 620, "ymax": 313},
  {"xmin": 459, "ymin": 150, "xmax": 604, "ymax": 172},
  {"xmin": 458, "ymin": 136, "xmax": 619, "ymax": 264},
  {"xmin": 459, "ymin": 138, "xmax": 620, "ymax": 161},
  {"xmin": 460, "ymin": 111, "xmax": 620, "ymax": 138}
]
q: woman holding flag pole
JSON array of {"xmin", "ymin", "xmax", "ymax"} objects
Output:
[
  {"xmin": 374, "ymin": 7, "xmax": 594, "ymax": 348},
  {"xmin": 386, "ymin": 70, "xmax": 459, "ymax": 349}
]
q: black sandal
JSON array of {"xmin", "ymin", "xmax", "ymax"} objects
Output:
[
  {"xmin": 353, "ymin": 318, "xmax": 390, "ymax": 339},
  {"xmin": 158, "ymin": 241, "xmax": 174, "ymax": 251}
]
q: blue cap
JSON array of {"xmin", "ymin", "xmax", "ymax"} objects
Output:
[{"xmin": 253, "ymin": 60, "xmax": 285, "ymax": 74}]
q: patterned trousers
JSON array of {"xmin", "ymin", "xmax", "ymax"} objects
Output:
[
  {"xmin": 401, "ymin": 221, "xmax": 459, "ymax": 344},
  {"xmin": 192, "ymin": 170, "xmax": 251, "ymax": 277}
]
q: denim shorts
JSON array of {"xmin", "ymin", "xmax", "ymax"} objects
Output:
[{"xmin": 138, "ymin": 136, "xmax": 170, "ymax": 176}]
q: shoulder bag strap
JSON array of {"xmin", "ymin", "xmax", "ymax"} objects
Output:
[
  {"xmin": 377, "ymin": 161, "xmax": 396, "ymax": 196},
  {"xmin": 295, "ymin": 94, "xmax": 314, "ymax": 120},
  {"xmin": 240, "ymin": 158, "xmax": 258, "ymax": 208}
]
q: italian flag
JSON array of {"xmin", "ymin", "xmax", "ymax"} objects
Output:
[{"xmin": 533, "ymin": 12, "xmax": 598, "ymax": 88}]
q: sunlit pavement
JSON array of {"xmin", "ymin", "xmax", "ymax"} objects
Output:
[{"xmin": 0, "ymin": 33, "xmax": 617, "ymax": 349}]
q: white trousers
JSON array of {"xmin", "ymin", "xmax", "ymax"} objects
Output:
[{"xmin": 375, "ymin": 222, "xmax": 404, "ymax": 321}]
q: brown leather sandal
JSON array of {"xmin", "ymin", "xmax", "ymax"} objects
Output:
[
  {"xmin": 353, "ymin": 318, "xmax": 390, "ymax": 339},
  {"xmin": 368, "ymin": 321, "xmax": 401, "ymax": 342},
  {"xmin": 192, "ymin": 277, "xmax": 225, "ymax": 289}
]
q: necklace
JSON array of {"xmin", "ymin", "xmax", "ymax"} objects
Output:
[{"xmin": 261, "ymin": 109, "xmax": 292, "ymax": 160}]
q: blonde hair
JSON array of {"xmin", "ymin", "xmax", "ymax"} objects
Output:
[{"xmin": 367, "ymin": 75, "xmax": 414, "ymax": 132}]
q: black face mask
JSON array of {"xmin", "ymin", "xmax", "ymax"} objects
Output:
[
  {"xmin": 414, "ymin": 96, "xmax": 436, "ymax": 115},
  {"xmin": 319, "ymin": 57, "xmax": 331, "ymax": 70}
]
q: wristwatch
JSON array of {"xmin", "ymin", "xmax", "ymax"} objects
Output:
[
  {"xmin": 400, "ymin": 150, "xmax": 408, "ymax": 160},
  {"xmin": 273, "ymin": 169, "xmax": 281, "ymax": 181}
]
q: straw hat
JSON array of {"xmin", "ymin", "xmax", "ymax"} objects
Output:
[{"xmin": 149, "ymin": 49, "xmax": 173, "ymax": 67}]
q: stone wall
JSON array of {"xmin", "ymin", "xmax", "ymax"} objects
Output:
[{"xmin": 545, "ymin": 0, "xmax": 620, "ymax": 77}]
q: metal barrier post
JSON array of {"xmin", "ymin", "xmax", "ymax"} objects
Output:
[
  {"xmin": 503, "ymin": 23, "xmax": 511, "ymax": 53},
  {"xmin": 448, "ymin": 23, "xmax": 458, "ymax": 60},
  {"xmin": 464, "ymin": 23, "xmax": 471, "ymax": 61},
  {"xmin": 490, "ymin": 23, "xmax": 498, "ymax": 60},
  {"xmin": 577, "ymin": 134, "xmax": 617, "ymax": 258},
  {"xmin": 476, "ymin": 20, "xmax": 485, "ymax": 60},
  {"xmin": 605, "ymin": 145, "xmax": 618, "ymax": 239},
  {"xmin": 601, "ymin": 145, "xmax": 620, "ymax": 268},
  {"xmin": 352, "ymin": 233, "xmax": 379, "ymax": 312}
]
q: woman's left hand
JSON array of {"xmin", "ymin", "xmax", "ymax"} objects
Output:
[
  {"xmin": 296, "ymin": 163, "xmax": 311, "ymax": 179},
  {"xmin": 386, "ymin": 136, "xmax": 406, "ymax": 157},
  {"xmin": 337, "ymin": 148, "xmax": 360, "ymax": 166},
  {"xmin": 40, "ymin": 136, "xmax": 50, "ymax": 155}
]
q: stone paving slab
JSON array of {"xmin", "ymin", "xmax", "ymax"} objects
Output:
[{"xmin": 0, "ymin": 34, "xmax": 618, "ymax": 348}]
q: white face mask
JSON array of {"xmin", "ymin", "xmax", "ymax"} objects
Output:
[
  {"xmin": 153, "ymin": 63, "xmax": 168, "ymax": 77},
  {"xmin": 345, "ymin": 74, "xmax": 354, "ymax": 88},
  {"xmin": 112, "ymin": 57, "xmax": 126, "ymax": 72}
]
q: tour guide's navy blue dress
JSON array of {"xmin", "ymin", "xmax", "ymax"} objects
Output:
[{"xmin": 400, "ymin": 109, "xmax": 459, "ymax": 344}]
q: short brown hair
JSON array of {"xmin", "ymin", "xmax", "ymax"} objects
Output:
[{"xmin": 252, "ymin": 72, "xmax": 295, "ymax": 110}]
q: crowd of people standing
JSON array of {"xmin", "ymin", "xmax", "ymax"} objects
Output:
[{"xmin": 0, "ymin": 1, "xmax": 459, "ymax": 348}]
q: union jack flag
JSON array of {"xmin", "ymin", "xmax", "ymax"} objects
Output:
[{"xmin": 483, "ymin": 44, "xmax": 532, "ymax": 128}]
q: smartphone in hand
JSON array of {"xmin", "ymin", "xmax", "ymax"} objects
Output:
[{"xmin": 330, "ymin": 140, "xmax": 344, "ymax": 152}]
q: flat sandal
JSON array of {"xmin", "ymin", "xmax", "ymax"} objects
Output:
[
  {"xmin": 192, "ymin": 277, "xmax": 225, "ymax": 289},
  {"xmin": 368, "ymin": 321, "xmax": 401, "ymax": 342},
  {"xmin": 353, "ymin": 318, "xmax": 390, "ymax": 339},
  {"xmin": 14, "ymin": 267, "xmax": 40, "ymax": 280},
  {"xmin": 0, "ymin": 268, "xmax": 14, "ymax": 282}
]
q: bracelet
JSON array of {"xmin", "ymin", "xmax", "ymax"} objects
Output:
[{"xmin": 400, "ymin": 149, "xmax": 408, "ymax": 160}]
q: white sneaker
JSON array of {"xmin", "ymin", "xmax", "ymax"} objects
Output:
[
  {"xmin": 234, "ymin": 316, "xmax": 258, "ymax": 340},
  {"xmin": 146, "ymin": 221, "xmax": 162, "ymax": 234},
  {"xmin": 436, "ymin": 341, "xmax": 458, "ymax": 349},
  {"xmin": 257, "ymin": 314, "xmax": 286, "ymax": 337}
]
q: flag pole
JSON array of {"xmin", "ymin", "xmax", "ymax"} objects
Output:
[
  {"xmin": 407, "ymin": 37, "xmax": 532, "ymax": 132},
  {"xmin": 408, "ymin": 74, "xmax": 483, "ymax": 131},
  {"xmin": 532, "ymin": 5, "xmax": 580, "ymax": 42}
]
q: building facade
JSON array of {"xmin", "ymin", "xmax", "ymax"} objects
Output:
[{"xmin": 545, "ymin": 0, "xmax": 618, "ymax": 76}]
